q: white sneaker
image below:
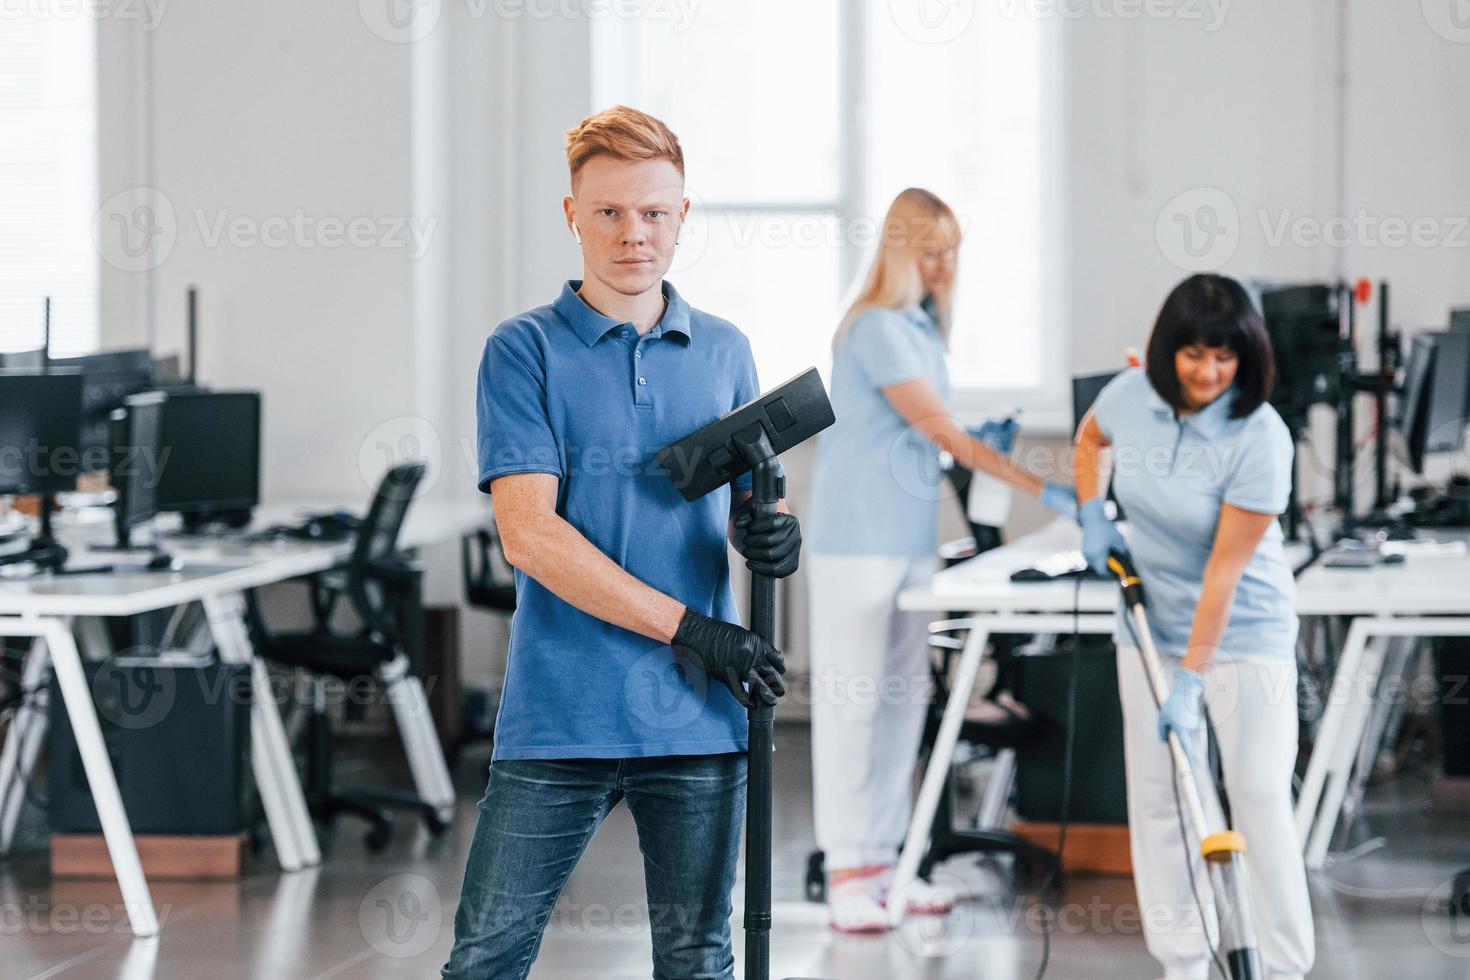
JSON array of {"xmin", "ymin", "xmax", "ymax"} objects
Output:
[
  {"xmin": 827, "ymin": 877, "xmax": 890, "ymax": 934},
  {"xmin": 874, "ymin": 867, "xmax": 956, "ymax": 916}
]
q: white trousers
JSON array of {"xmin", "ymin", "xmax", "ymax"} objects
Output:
[
  {"xmin": 808, "ymin": 552, "xmax": 937, "ymax": 870},
  {"xmin": 1117, "ymin": 646, "xmax": 1315, "ymax": 980}
]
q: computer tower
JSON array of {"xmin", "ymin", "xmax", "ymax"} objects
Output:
[
  {"xmin": 1013, "ymin": 636, "xmax": 1129, "ymax": 824},
  {"xmin": 48, "ymin": 657, "xmax": 252, "ymax": 834}
]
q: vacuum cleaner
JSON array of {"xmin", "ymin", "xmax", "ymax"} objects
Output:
[
  {"xmin": 657, "ymin": 368, "xmax": 834, "ymax": 980},
  {"xmin": 1106, "ymin": 550, "xmax": 1262, "ymax": 980}
]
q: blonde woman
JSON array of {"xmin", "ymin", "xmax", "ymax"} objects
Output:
[{"xmin": 806, "ymin": 188, "xmax": 1075, "ymax": 932}]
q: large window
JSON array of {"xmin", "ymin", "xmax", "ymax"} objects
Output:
[
  {"xmin": 594, "ymin": 0, "xmax": 1062, "ymax": 417},
  {"xmin": 0, "ymin": 15, "xmax": 99, "ymax": 358}
]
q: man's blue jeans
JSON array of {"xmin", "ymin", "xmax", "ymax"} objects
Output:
[{"xmin": 441, "ymin": 752, "xmax": 747, "ymax": 980}]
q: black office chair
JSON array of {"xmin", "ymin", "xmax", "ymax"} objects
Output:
[
  {"xmin": 450, "ymin": 524, "xmax": 517, "ymax": 760},
  {"xmin": 247, "ymin": 462, "xmax": 455, "ymax": 850}
]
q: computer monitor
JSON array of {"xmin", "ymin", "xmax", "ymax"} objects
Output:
[
  {"xmin": 46, "ymin": 349, "xmax": 156, "ymax": 474},
  {"xmin": 0, "ymin": 369, "xmax": 85, "ymax": 496},
  {"xmin": 1451, "ymin": 309, "xmax": 1470, "ymax": 334},
  {"xmin": 108, "ymin": 392, "xmax": 166, "ymax": 549},
  {"xmin": 1392, "ymin": 331, "xmax": 1470, "ymax": 474},
  {"xmin": 1072, "ymin": 371, "xmax": 1119, "ymax": 436},
  {"xmin": 155, "ymin": 390, "xmax": 261, "ymax": 530},
  {"xmin": 1258, "ymin": 284, "xmax": 1343, "ymax": 428}
]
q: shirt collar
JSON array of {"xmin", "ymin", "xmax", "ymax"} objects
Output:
[
  {"xmin": 899, "ymin": 301, "xmax": 938, "ymax": 331},
  {"xmin": 554, "ymin": 279, "xmax": 693, "ymax": 347},
  {"xmin": 1146, "ymin": 378, "xmax": 1237, "ymax": 440}
]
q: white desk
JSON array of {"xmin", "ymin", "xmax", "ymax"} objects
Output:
[
  {"xmin": 0, "ymin": 497, "xmax": 493, "ymax": 937},
  {"xmin": 885, "ymin": 519, "xmax": 1470, "ymax": 911},
  {"xmin": 887, "ymin": 519, "xmax": 1115, "ymax": 917},
  {"xmin": 1289, "ymin": 532, "xmax": 1470, "ymax": 869}
]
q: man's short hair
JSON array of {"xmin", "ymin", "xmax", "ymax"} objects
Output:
[{"xmin": 565, "ymin": 105, "xmax": 684, "ymax": 187}]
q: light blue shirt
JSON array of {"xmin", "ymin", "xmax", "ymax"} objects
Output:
[
  {"xmin": 476, "ymin": 280, "xmax": 759, "ymax": 761},
  {"xmin": 807, "ymin": 303, "xmax": 951, "ymax": 557},
  {"xmin": 1093, "ymin": 367, "xmax": 1298, "ymax": 658}
]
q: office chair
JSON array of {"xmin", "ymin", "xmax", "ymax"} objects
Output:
[
  {"xmin": 450, "ymin": 524, "xmax": 516, "ymax": 761},
  {"xmin": 247, "ymin": 462, "xmax": 456, "ymax": 851}
]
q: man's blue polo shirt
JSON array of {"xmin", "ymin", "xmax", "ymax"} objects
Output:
[{"xmin": 476, "ymin": 280, "xmax": 759, "ymax": 761}]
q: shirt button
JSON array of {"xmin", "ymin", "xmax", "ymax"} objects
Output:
[
  {"xmin": 620, "ymin": 329, "xmax": 630, "ymax": 338},
  {"xmin": 637, "ymin": 377, "xmax": 647, "ymax": 386},
  {"xmin": 635, "ymin": 350, "xmax": 642, "ymax": 359}
]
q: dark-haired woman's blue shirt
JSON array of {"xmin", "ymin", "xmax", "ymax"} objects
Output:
[{"xmin": 1092, "ymin": 367, "xmax": 1298, "ymax": 658}]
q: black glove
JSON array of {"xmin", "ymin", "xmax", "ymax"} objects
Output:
[
  {"xmin": 671, "ymin": 607, "xmax": 786, "ymax": 707},
  {"xmin": 734, "ymin": 501, "xmax": 802, "ymax": 578}
]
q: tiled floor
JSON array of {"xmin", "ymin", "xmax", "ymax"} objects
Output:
[{"xmin": 4, "ymin": 722, "xmax": 1469, "ymax": 978}]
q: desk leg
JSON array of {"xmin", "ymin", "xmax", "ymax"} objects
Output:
[
  {"xmin": 201, "ymin": 593, "xmax": 321, "ymax": 870},
  {"xmin": 1305, "ymin": 631, "xmax": 1390, "ymax": 870},
  {"xmin": 381, "ymin": 656, "xmax": 456, "ymax": 822},
  {"xmin": 1295, "ymin": 617, "xmax": 1371, "ymax": 848},
  {"xmin": 42, "ymin": 620, "xmax": 160, "ymax": 937},
  {"xmin": 887, "ymin": 623, "xmax": 991, "ymax": 926},
  {"xmin": 0, "ymin": 636, "xmax": 51, "ymax": 854}
]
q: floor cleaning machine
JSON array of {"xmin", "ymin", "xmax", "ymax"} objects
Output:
[
  {"xmin": 657, "ymin": 368, "xmax": 835, "ymax": 980},
  {"xmin": 1106, "ymin": 550, "xmax": 1263, "ymax": 980}
]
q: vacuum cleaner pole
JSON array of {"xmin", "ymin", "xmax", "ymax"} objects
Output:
[
  {"xmin": 1106, "ymin": 551, "xmax": 1263, "ymax": 980},
  {"xmin": 655, "ymin": 368, "xmax": 836, "ymax": 980},
  {"xmin": 740, "ymin": 437, "xmax": 781, "ymax": 980}
]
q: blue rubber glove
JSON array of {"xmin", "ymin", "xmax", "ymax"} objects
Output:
[
  {"xmin": 1157, "ymin": 666, "xmax": 1206, "ymax": 760},
  {"xmin": 970, "ymin": 417, "xmax": 1020, "ymax": 455},
  {"xmin": 1079, "ymin": 497, "xmax": 1127, "ymax": 575},
  {"xmin": 1040, "ymin": 482, "xmax": 1078, "ymax": 522}
]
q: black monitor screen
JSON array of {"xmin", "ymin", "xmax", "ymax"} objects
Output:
[
  {"xmin": 46, "ymin": 349, "xmax": 155, "ymax": 473},
  {"xmin": 0, "ymin": 370, "xmax": 84, "ymax": 496},
  {"xmin": 1425, "ymin": 331, "xmax": 1470, "ymax": 457},
  {"xmin": 112, "ymin": 393, "xmax": 166, "ymax": 529},
  {"xmin": 1072, "ymin": 371, "xmax": 1119, "ymax": 436},
  {"xmin": 155, "ymin": 391, "xmax": 261, "ymax": 514},
  {"xmin": 0, "ymin": 350, "xmax": 46, "ymax": 370}
]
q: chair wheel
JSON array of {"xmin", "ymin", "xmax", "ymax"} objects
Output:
[
  {"xmin": 804, "ymin": 850, "xmax": 826, "ymax": 903},
  {"xmin": 365, "ymin": 824, "xmax": 393, "ymax": 852}
]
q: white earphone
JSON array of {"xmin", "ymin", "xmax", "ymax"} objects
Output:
[{"xmin": 571, "ymin": 221, "xmax": 582, "ymax": 245}]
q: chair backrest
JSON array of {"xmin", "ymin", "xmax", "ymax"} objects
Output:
[
  {"xmin": 347, "ymin": 461, "xmax": 427, "ymax": 644},
  {"xmin": 462, "ymin": 526, "xmax": 517, "ymax": 613},
  {"xmin": 353, "ymin": 462, "xmax": 426, "ymax": 565}
]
